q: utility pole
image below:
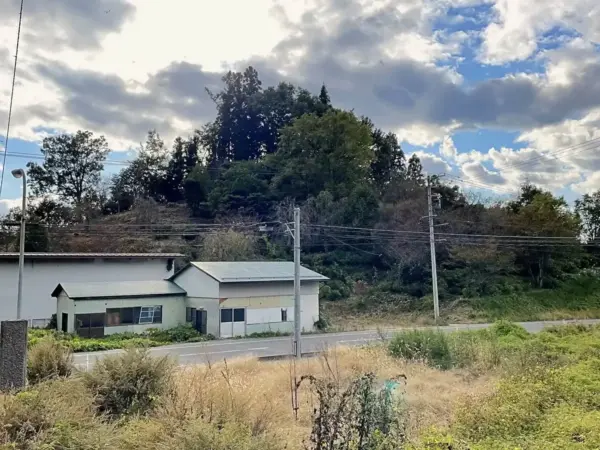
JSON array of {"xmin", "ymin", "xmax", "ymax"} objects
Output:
[
  {"xmin": 293, "ymin": 207, "xmax": 302, "ymax": 358},
  {"xmin": 12, "ymin": 168, "xmax": 26, "ymax": 320},
  {"xmin": 426, "ymin": 177, "xmax": 440, "ymax": 322}
]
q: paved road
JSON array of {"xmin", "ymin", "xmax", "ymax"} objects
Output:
[{"xmin": 72, "ymin": 319, "xmax": 600, "ymax": 370}]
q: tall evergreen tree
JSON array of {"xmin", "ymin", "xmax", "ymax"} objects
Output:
[
  {"xmin": 319, "ymin": 84, "xmax": 331, "ymax": 106},
  {"xmin": 406, "ymin": 154, "xmax": 425, "ymax": 185},
  {"xmin": 163, "ymin": 133, "xmax": 201, "ymax": 202},
  {"xmin": 362, "ymin": 118, "xmax": 405, "ymax": 193},
  {"xmin": 204, "ymin": 66, "xmax": 263, "ymax": 163}
]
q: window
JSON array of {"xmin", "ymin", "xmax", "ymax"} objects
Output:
[
  {"xmin": 151, "ymin": 306, "xmax": 162, "ymax": 324},
  {"xmin": 77, "ymin": 313, "xmax": 91, "ymax": 328},
  {"xmin": 121, "ymin": 307, "xmax": 134, "ymax": 325},
  {"xmin": 221, "ymin": 308, "xmax": 245, "ymax": 324},
  {"xmin": 106, "ymin": 309, "xmax": 121, "ymax": 326},
  {"xmin": 186, "ymin": 307, "xmax": 194, "ymax": 323},
  {"xmin": 234, "ymin": 308, "xmax": 245, "ymax": 323},
  {"xmin": 75, "ymin": 313, "xmax": 105, "ymax": 338},
  {"xmin": 221, "ymin": 308, "xmax": 233, "ymax": 323},
  {"xmin": 105, "ymin": 306, "xmax": 163, "ymax": 326},
  {"xmin": 281, "ymin": 308, "xmax": 288, "ymax": 322}
]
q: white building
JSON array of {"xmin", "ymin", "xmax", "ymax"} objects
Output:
[
  {"xmin": 0, "ymin": 253, "xmax": 182, "ymax": 326},
  {"xmin": 53, "ymin": 280, "xmax": 186, "ymax": 336},
  {"xmin": 171, "ymin": 261, "xmax": 328, "ymax": 338},
  {"xmin": 53, "ymin": 261, "xmax": 328, "ymax": 339}
]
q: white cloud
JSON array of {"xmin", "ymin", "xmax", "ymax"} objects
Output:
[
  {"xmin": 439, "ymin": 135, "xmax": 458, "ymax": 160},
  {"xmin": 0, "ymin": 197, "xmax": 20, "ymax": 217},
  {"xmin": 410, "ymin": 150, "xmax": 452, "ymax": 175},
  {"xmin": 461, "ymin": 160, "xmax": 507, "ymax": 186},
  {"xmin": 571, "ymin": 172, "xmax": 600, "ymax": 194},
  {"xmin": 396, "ymin": 122, "xmax": 461, "ymax": 147},
  {"xmin": 479, "ymin": 0, "xmax": 600, "ymax": 64}
]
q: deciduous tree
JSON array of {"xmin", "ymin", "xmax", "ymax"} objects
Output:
[{"xmin": 27, "ymin": 131, "xmax": 109, "ymax": 212}]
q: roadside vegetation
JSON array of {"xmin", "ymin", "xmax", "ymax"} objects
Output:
[
  {"xmin": 6, "ymin": 321, "xmax": 600, "ymax": 448},
  {"xmin": 28, "ymin": 325, "xmax": 213, "ymax": 352},
  {"xmin": 323, "ymin": 274, "xmax": 600, "ymax": 329}
]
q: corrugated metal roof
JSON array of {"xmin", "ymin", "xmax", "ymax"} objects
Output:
[
  {"xmin": 182, "ymin": 261, "xmax": 329, "ymax": 283},
  {"xmin": 0, "ymin": 253, "xmax": 183, "ymax": 260},
  {"xmin": 52, "ymin": 280, "xmax": 186, "ymax": 300}
]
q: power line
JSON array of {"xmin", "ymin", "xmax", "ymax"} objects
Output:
[
  {"xmin": 444, "ymin": 175, "xmax": 516, "ymax": 195},
  {"xmin": 442, "ymin": 137, "xmax": 600, "ymax": 197},
  {"xmin": 0, "ymin": 0, "xmax": 25, "ymax": 199},
  {"xmin": 498, "ymin": 137, "xmax": 600, "ymax": 173}
]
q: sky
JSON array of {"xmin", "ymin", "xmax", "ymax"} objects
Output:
[{"xmin": 1, "ymin": 0, "xmax": 600, "ymax": 216}]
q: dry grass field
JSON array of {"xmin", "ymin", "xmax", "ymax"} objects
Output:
[{"xmin": 6, "ymin": 322, "xmax": 600, "ymax": 449}]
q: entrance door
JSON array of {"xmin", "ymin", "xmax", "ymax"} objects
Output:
[
  {"xmin": 194, "ymin": 309, "xmax": 207, "ymax": 335},
  {"xmin": 220, "ymin": 308, "xmax": 246, "ymax": 338},
  {"xmin": 61, "ymin": 313, "xmax": 68, "ymax": 333}
]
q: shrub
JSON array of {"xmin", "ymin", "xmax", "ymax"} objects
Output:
[
  {"xmin": 28, "ymin": 336, "xmax": 74, "ymax": 385},
  {"xmin": 144, "ymin": 325, "xmax": 206, "ymax": 343},
  {"xmin": 82, "ymin": 348, "xmax": 174, "ymax": 418},
  {"xmin": 0, "ymin": 379, "xmax": 97, "ymax": 445},
  {"xmin": 46, "ymin": 313, "xmax": 57, "ymax": 330},
  {"xmin": 69, "ymin": 338, "xmax": 132, "ymax": 352},
  {"xmin": 314, "ymin": 308, "xmax": 331, "ymax": 331},
  {"xmin": 243, "ymin": 330, "xmax": 291, "ymax": 338},
  {"xmin": 300, "ymin": 372, "xmax": 407, "ymax": 450},
  {"xmin": 388, "ymin": 329, "xmax": 453, "ymax": 370},
  {"xmin": 489, "ymin": 320, "xmax": 530, "ymax": 340},
  {"xmin": 543, "ymin": 323, "xmax": 593, "ymax": 337}
]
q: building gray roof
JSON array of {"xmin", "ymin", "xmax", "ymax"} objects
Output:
[
  {"xmin": 0, "ymin": 252, "xmax": 183, "ymax": 260},
  {"xmin": 51, "ymin": 280, "xmax": 186, "ymax": 300},
  {"xmin": 175, "ymin": 261, "xmax": 329, "ymax": 283}
]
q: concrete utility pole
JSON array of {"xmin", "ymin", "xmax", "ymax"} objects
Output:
[
  {"xmin": 293, "ymin": 207, "xmax": 302, "ymax": 358},
  {"xmin": 12, "ymin": 168, "xmax": 26, "ymax": 320},
  {"xmin": 426, "ymin": 177, "xmax": 440, "ymax": 322}
]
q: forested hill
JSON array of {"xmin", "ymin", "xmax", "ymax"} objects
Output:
[{"xmin": 2, "ymin": 66, "xmax": 600, "ymax": 311}]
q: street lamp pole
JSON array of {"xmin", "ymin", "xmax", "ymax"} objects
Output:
[{"xmin": 11, "ymin": 168, "xmax": 26, "ymax": 320}]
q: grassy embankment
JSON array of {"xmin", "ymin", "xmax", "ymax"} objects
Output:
[
  {"xmin": 6, "ymin": 320, "xmax": 600, "ymax": 449},
  {"xmin": 323, "ymin": 275, "xmax": 600, "ymax": 329}
]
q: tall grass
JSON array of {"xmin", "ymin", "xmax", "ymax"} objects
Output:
[
  {"xmin": 12, "ymin": 321, "xmax": 600, "ymax": 449},
  {"xmin": 2, "ymin": 343, "xmax": 482, "ymax": 449},
  {"xmin": 387, "ymin": 321, "xmax": 567, "ymax": 374}
]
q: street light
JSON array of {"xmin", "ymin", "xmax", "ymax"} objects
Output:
[{"xmin": 11, "ymin": 168, "xmax": 25, "ymax": 320}]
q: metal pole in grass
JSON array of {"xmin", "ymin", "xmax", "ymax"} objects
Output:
[{"xmin": 294, "ymin": 207, "xmax": 302, "ymax": 358}]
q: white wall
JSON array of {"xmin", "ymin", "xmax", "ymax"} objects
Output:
[
  {"xmin": 58, "ymin": 294, "xmax": 185, "ymax": 334},
  {"xmin": 246, "ymin": 307, "xmax": 291, "ymax": 324},
  {"xmin": 56, "ymin": 292, "xmax": 71, "ymax": 331},
  {"xmin": 185, "ymin": 297, "xmax": 220, "ymax": 337},
  {"xmin": 220, "ymin": 281, "xmax": 321, "ymax": 332},
  {"xmin": 173, "ymin": 266, "xmax": 220, "ymax": 298},
  {"xmin": 0, "ymin": 258, "xmax": 174, "ymax": 323},
  {"xmin": 301, "ymin": 292, "xmax": 320, "ymax": 331}
]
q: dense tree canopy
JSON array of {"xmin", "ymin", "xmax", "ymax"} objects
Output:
[{"xmin": 3, "ymin": 65, "xmax": 599, "ymax": 304}]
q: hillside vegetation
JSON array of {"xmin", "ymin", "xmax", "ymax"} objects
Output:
[
  {"xmin": 2, "ymin": 67, "xmax": 600, "ymax": 324},
  {"xmin": 5, "ymin": 322, "xmax": 600, "ymax": 448}
]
